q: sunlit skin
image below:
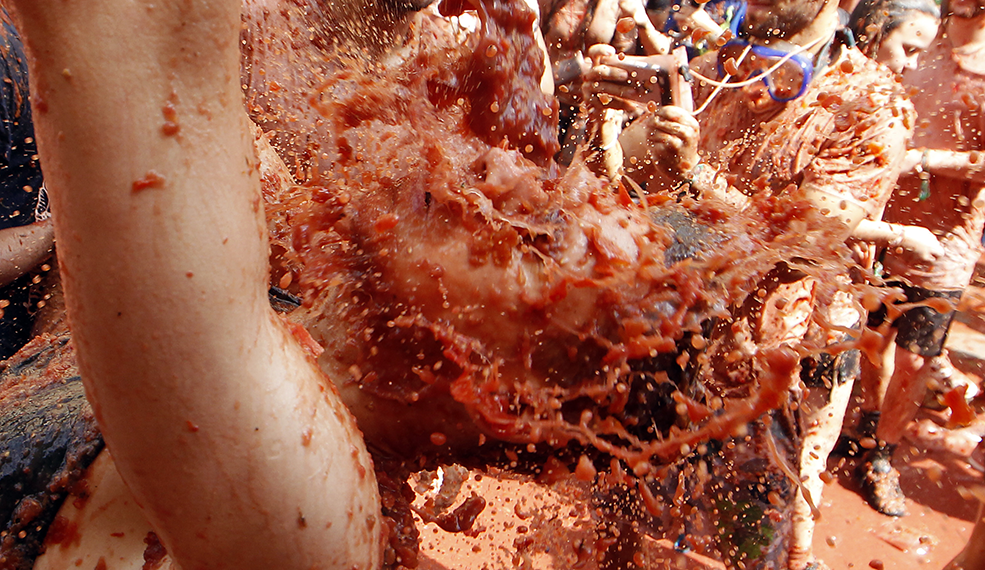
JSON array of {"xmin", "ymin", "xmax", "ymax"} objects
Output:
[
  {"xmin": 855, "ymin": 0, "xmax": 985, "ymax": 543},
  {"xmin": 949, "ymin": 0, "xmax": 985, "ymax": 20},
  {"xmin": 875, "ymin": 11, "xmax": 939, "ymax": 74},
  {"xmin": 585, "ymin": 2, "xmax": 914, "ymax": 569},
  {"xmin": 742, "ymin": 0, "xmax": 827, "ymax": 41},
  {"xmin": 1, "ymin": 1, "xmax": 979, "ymax": 569}
]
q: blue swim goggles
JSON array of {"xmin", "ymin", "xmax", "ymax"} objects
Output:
[{"xmin": 716, "ymin": 38, "xmax": 815, "ymax": 102}]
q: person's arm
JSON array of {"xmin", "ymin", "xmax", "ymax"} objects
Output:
[
  {"xmin": 0, "ymin": 218, "xmax": 53, "ymax": 287},
  {"xmin": 9, "ymin": 1, "xmax": 382, "ymax": 569},
  {"xmin": 617, "ymin": 0, "xmax": 671, "ymax": 55},
  {"xmin": 851, "ymin": 219, "xmax": 944, "ymax": 262},
  {"xmin": 904, "ymin": 147, "xmax": 985, "ymax": 184}
]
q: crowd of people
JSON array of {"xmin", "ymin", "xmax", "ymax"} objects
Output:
[{"xmin": 0, "ymin": 0, "xmax": 983, "ymax": 569}]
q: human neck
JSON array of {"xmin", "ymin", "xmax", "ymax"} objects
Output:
[
  {"xmin": 785, "ymin": 0, "xmax": 840, "ymax": 51},
  {"xmin": 946, "ymin": 14, "xmax": 985, "ymax": 52}
]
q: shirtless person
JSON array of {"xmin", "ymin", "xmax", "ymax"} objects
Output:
[
  {"xmin": 584, "ymin": 0, "xmax": 914, "ymax": 566},
  {"xmin": 858, "ymin": 0, "xmax": 985, "ymax": 517},
  {"xmin": 0, "ymin": 8, "xmax": 53, "ymax": 359}
]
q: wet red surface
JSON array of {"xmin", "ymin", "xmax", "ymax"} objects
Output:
[
  {"xmin": 411, "ymin": 442, "xmax": 981, "ymax": 570},
  {"xmin": 811, "ymin": 280, "xmax": 985, "ymax": 570},
  {"xmin": 814, "ymin": 438, "xmax": 980, "ymax": 569},
  {"xmin": 411, "ymin": 282, "xmax": 985, "ymax": 570}
]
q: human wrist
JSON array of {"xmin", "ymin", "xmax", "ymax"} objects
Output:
[
  {"xmin": 888, "ymin": 224, "xmax": 906, "ymax": 247},
  {"xmin": 673, "ymin": 161, "xmax": 713, "ymax": 195}
]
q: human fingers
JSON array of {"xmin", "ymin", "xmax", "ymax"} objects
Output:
[
  {"xmin": 648, "ymin": 109, "xmax": 699, "ymax": 151},
  {"xmin": 653, "ymin": 105, "xmax": 700, "ymax": 130},
  {"xmin": 585, "ymin": 0, "xmax": 620, "ymax": 46},
  {"xmin": 585, "ymin": 63, "xmax": 633, "ymax": 84},
  {"xmin": 901, "ymin": 148, "xmax": 923, "ymax": 174},
  {"xmin": 645, "ymin": 110, "xmax": 700, "ymax": 171},
  {"xmin": 598, "ymin": 53, "xmax": 672, "ymax": 75},
  {"xmin": 902, "ymin": 226, "xmax": 945, "ymax": 262},
  {"xmin": 587, "ymin": 43, "xmax": 618, "ymax": 60},
  {"xmin": 554, "ymin": 53, "xmax": 590, "ymax": 86},
  {"xmin": 648, "ymin": 117, "xmax": 698, "ymax": 144},
  {"xmin": 589, "ymin": 92, "xmax": 648, "ymax": 116},
  {"xmin": 647, "ymin": 131, "xmax": 685, "ymax": 155}
]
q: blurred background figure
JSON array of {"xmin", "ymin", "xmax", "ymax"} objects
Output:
[
  {"xmin": 0, "ymin": 6, "xmax": 53, "ymax": 360},
  {"xmin": 850, "ymin": 0, "xmax": 940, "ymax": 74},
  {"xmin": 847, "ymin": 0, "xmax": 942, "ymax": 452},
  {"xmin": 542, "ymin": 0, "xmax": 673, "ymax": 166},
  {"xmin": 650, "ymin": 0, "xmax": 745, "ymax": 54},
  {"xmin": 579, "ymin": 0, "xmax": 915, "ymax": 566},
  {"xmin": 855, "ymin": 0, "xmax": 985, "ymax": 519}
]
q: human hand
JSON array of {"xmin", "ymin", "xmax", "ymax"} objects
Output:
[
  {"xmin": 583, "ymin": 47, "xmax": 679, "ymax": 116},
  {"xmin": 615, "ymin": 0, "xmax": 671, "ymax": 54},
  {"xmin": 585, "ymin": 0, "xmax": 671, "ymax": 55},
  {"xmin": 672, "ymin": 5, "xmax": 724, "ymax": 44},
  {"xmin": 897, "ymin": 225, "xmax": 945, "ymax": 263},
  {"xmin": 554, "ymin": 52, "xmax": 592, "ymax": 106},
  {"xmin": 619, "ymin": 105, "xmax": 700, "ymax": 182}
]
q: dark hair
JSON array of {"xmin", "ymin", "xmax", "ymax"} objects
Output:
[{"xmin": 850, "ymin": 0, "xmax": 940, "ymax": 57}]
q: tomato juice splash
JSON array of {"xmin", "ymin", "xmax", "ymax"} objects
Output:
[{"xmin": 247, "ymin": 0, "xmax": 876, "ymax": 566}]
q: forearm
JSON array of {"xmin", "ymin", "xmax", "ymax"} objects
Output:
[
  {"xmin": 12, "ymin": 1, "xmax": 381, "ymax": 569},
  {"xmin": 637, "ymin": 18, "xmax": 671, "ymax": 55},
  {"xmin": 918, "ymin": 148, "xmax": 985, "ymax": 184},
  {"xmin": 852, "ymin": 219, "xmax": 905, "ymax": 247},
  {"xmin": 0, "ymin": 219, "xmax": 53, "ymax": 287},
  {"xmin": 851, "ymin": 219, "xmax": 942, "ymax": 263}
]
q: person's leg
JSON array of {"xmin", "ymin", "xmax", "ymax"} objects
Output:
[
  {"xmin": 877, "ymin": 347, "xmax": 929, "ymax": 442},
  {"xmin": 789, "ymin": 344, "xmax": 859, "ymax": 569},
  {"xmin": 854, "ymin": 326, "xmax": 896, "ymax": 466},
  {"xmin": 789, "ymin": 352, "xmax": 858, "ymax": 569},
  {"xmin": 853, "ymin": 294, "xmax": 898, "ymax": 449},
  {"xmin": 859, "ymin": 285, "xmax": 962, "ymax": 516},
  {"xmin": 857, "ymin": 328, "xmax": 896, "ymax": 424},
  {"xmin": 789, "ymin": 283, "xmax": 862, "ymax": 569}
]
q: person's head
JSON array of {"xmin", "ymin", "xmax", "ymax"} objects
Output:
[
  {"xmin": 740, "ymin": 0, "xmax": 829, "ymax": 40},
  {"xmin": 851, "ymin": 0, "xmax": 939, "ymax": 73},
  {"xmin": 942, "ymin": 0, "xmax": 985, "ymax": 20}
]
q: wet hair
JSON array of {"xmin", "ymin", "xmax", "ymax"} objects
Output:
[{"xmin": 850, "ymin": 0, "xmax": 940, "ymax": 58}]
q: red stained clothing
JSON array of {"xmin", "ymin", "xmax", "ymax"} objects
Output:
[{"xmin": 692, "ymin": 44, "xmax": 913, "ymax": 214}]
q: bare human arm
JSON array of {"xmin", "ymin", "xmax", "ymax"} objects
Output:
[
  {"xmin": 851, "ymin": 218, "xmax": 944, "ymax": 263},
  {"xmin": 902, "ymin": 147, "xmax": 985, "ymax": 184},
  {"xmin": 0, "ymin": 218, "xmax": 52, "ymax": 287},
  {"xmin": 584, "ymin": 0, "xmax": 670, "ymax": 56},
  {"xmin": 9, "ymin": 1, "xmax": 382, "ymax": 569}
]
